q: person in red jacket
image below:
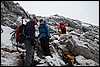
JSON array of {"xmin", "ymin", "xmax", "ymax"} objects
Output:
[{"xmin": 58, "ymin": 21, "xmax": 66, "ymax": 34}]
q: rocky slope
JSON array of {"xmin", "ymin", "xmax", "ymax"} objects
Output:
[
  {"xmin": 1, "ymin": 1, "xmax": 29, "ymax": 28},
  {"xmin": 1, "ymin": 1, "xmax": 99, "ymax": 66}
]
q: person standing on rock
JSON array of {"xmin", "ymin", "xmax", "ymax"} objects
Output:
[
  {"xmin": 24, "ymin": 16, "xmax": 38, "ymax": 66},
  {"xmin": 38, "ymin": 19, "xmax": 53, "ymax": 58},
  {"xmin": 58, "ymin": 21, "xmax": 66, "ymax": 34}
]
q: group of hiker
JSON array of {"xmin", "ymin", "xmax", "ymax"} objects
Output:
[{"xmin": 15, "ymin": 15, "xmax": 68, "ymax": 66}]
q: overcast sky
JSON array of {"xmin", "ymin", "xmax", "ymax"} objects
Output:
[{"xmin": 14, "ymin": 1, "xmax": 99, "ymax": 26}]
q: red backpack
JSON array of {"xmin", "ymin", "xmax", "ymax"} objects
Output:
[{"xmin": 15, "ymin": 24, "xmax": 26, "ymax": 43}]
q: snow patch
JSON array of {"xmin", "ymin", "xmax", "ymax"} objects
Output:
[
  {"xmin": 1, "ymin": 25, "xmax": 14, "ymax": 47},
  {"xmin": 75, "ymin": 55, "xmax": 99, "ymax": 66}
]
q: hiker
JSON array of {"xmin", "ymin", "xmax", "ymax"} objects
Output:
[
  {"xmin": 38, "ymin": 19, "xmax": 53, "ymax": 58},
  {"xmin": 58, "ymin": 21, "xmax": 66, "ymax": 34},
  {"xmin": 24, "ymin": 16, "xmax": 38, "ymax": 66}
]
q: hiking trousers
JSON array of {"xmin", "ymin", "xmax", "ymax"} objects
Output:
[
  {"xmin": 40, "ymin": 36, "xmax": 52, "ymax": 56},
  {"xmin": 24, "ymin": 39, "xmax": 34, "ymax": 66},
  {"xmin": 61, "ymin": 28, "xmax": 66, "ymax": 34}
]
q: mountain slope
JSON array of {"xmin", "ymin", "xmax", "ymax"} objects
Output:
[{"xmin": 1, "ymin": 1, "xmax": 99, "ymax": 66}]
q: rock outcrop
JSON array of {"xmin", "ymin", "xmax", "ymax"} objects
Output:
[{"xmin": 1, "ymin": 1, "xmax": 29, "ymax": 28}]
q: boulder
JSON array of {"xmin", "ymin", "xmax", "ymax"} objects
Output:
[
  {"xmin": 60, "ymin": 34, "xmax": 99, "ymax": 63},
  {"xmin": 75, "ymin": 55, "xmax": 99, "ymax": 66}
]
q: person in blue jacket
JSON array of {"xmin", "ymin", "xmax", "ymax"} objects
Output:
[
  {"xmin": 24, "ymin": 16, "xmax": 38, "ymax": 66},
  {"xmin": 38, "ymin": 19, "xmax": 53, "ymax": 58}
]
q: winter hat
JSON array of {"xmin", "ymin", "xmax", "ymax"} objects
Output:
[{"xmin": 39, "ymin": 19, "xmax": 44, "ymax": 23}]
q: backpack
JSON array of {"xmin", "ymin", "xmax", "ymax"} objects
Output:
[{"xmin": 16, "ymin": 24, "xmax": 26, "ymax": 43}]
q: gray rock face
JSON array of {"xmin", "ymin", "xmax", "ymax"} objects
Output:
[
  {"xmin": 1, "ymin": 1, "xmax": 29, "ymax": 28},
  {"xmin": 1, "ymin": 1, "xmax": 28, "ymax": 17}
]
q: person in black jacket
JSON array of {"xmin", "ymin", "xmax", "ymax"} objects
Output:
[{"xmin": 24, "ymin": 16, "xmax": 38, "ymax": 66}]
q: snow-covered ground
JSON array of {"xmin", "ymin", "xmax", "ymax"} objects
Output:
[
  {"xmin": 1, "ymin": 22, "xmax": 99, "ymax": 66},
  {"xmin": 2, "ymin": 1, "xmax": 99, "ymax": 66},
  {"xmin": 1, "ymin": 25, "xmax": 14, "ymax": 48},
  {"xmin": 1, "ymin": 15, "xmax": 99, "ymax": 66},
  {"xmin": 74, "ymin": 55, "xmax": 99, "ymax": 66},
  {"xmin": 1, "ymin": 50, "xmax": 20, "ymax": 66},
  {"xmin": 1, "ymin": 25, "xmax": 21, "ymax": 66}
]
